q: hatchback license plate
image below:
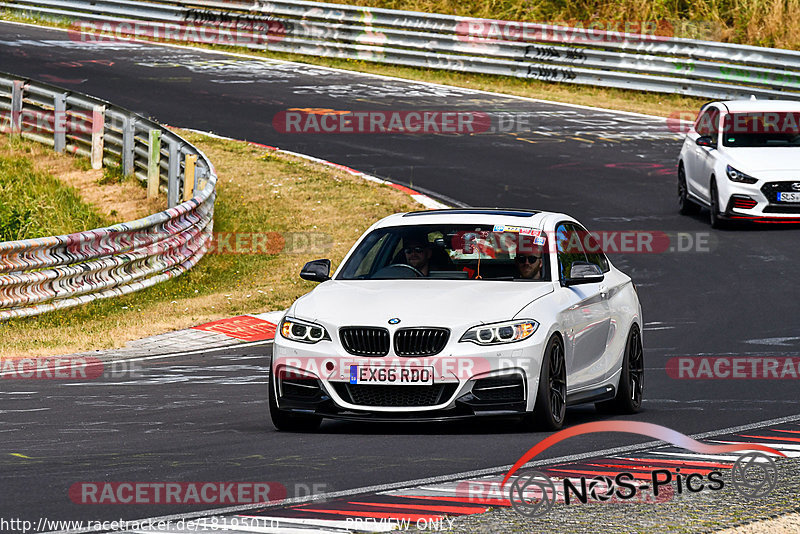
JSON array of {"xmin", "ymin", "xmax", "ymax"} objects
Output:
[
  {"xmin": 349, "ymin": 366, "xmax": 434, "ymax": 385},
  {"xmin": 778, "ymin": 192, "xmax": 800, "ymax": 202}
]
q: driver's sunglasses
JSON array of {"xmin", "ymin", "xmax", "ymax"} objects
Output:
[
  {"xmin": 404, "ymin": 246, "xmax": 426, "ymax": 254},
  {"xmin": 516, "ymin": 255, "xmax": 541, "ymax": 264}
]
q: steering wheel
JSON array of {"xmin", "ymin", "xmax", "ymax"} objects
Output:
[{"xmin": 372, "ymin": 263, "xmax": 424, "ymax": 279}]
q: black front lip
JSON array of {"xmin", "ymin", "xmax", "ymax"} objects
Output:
[{"xmin": 284, "ymin": 406, "xmax": 527, "ymax": 423}]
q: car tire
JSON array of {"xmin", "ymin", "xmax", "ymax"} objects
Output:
[
  {"xmin": 709, "ymin": 179, "xmax": 726, "ymax": 229},
  {"xmin": 678, "ymin": 163, "xmax": 700, "ymax": 215},
  {"xmin": 268, "ymin": 368, "xmax": 322, "ymax": 432},
  {"xmin": 523, "ymin": 334, "xmax": 567, "ymax": 431},
  {"xmin": 596, "ymin": 325, "xmax": 644, "ymax": 414}
]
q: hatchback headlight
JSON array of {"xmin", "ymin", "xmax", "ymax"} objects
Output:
[
  {"xmin": 726, "ymin": 165, "xmax": 758, "ymax": 184},
  {"xmin": 280, "ymin": 317, "xmax": 331, "ymax": 343},
  {"xmin": 460, "ymin": 320, "xmax": 539, "ymax": 345}
]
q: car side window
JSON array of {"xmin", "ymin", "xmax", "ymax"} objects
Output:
[
  {"xmin": 695, "ymin": 107, "xmax": 720, "ymax": 137},
  {"xmin": 556, "ymin": 222, "xmax": 589, "ymax": 280},
  {"xmin": 575, "ymin": 224, "xmax": 610, "ymax": 273},
  {"xmin": 347, "ymin": 232, "xmax": 391, "ymax": 278}
]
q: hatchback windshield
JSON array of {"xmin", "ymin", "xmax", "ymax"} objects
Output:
[
  {"xmin": 337, "ymin": 224, "xmax": 549, "ymax": 280},
  {"xmin": 722, "ymin": 112, "xmax": 800, "ymax": 147}
]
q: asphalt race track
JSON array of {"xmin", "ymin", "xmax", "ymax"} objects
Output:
[{"xmin": 2, "ymin": 21, "xmax": 800, "ymax": 529}]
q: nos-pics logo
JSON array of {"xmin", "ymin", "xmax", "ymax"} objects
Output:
[{"xmin": 503, "ymin": 421, "xmax": 781, "ymax": 517}]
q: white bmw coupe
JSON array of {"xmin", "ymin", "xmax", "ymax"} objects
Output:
[{"xmin": 269, "ymin": 209, "xmax": 643, "ymax": 431}]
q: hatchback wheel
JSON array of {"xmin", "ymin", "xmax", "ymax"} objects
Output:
[
  {"xmin": 678, "ymin": 164, "xmax": 700, "ymax": 215},
  {"xmin": 709, "ymin": 180, "xmax": 726, "ymax": 229}
]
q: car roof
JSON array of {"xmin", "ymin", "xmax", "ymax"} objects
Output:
[
  {"xmin": 717, "ymin": 100, "xmax": 800, "ymax": 113},
  {"xmin": 372, "ymin": 208, "xmax": 572, "ymax": 229}
]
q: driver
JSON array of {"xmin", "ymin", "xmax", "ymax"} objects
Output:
[
  {"xmin": 515, "ymin": 252, "xmax": 542, "ymax": 279},
  {"xmin": 403, "ymin": 234, "xmax": 432, "ymax": 276}
]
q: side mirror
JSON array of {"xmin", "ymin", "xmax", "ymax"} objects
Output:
[
  {"xmin": 300, "ymin": 259, "xmax": 331, "ymax": 282},
  {"xmin": 564, "ymin": 261, "xmax": 604, "ymax": 286},
  {"xmin": 696, "ymin": 136, "xmax": 717, "ymax": 148}
]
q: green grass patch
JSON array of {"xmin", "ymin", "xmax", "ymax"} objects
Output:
[{"xmin": 0, "ymin": 151, "xmax": 110, "ymax": 241}]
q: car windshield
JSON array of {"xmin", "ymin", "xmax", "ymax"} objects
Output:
[
  {"xmin": 337, "ymin": 224, "xmax": 549, "ymax": 281},
  {"xmin": 722, "ymin": 112, "xmax": 800, "ymax": 147}
]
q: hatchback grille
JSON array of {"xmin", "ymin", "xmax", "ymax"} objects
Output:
[
  {"xmin": 394, "ymin": 328, "xmax": 450, "ymax": 356},
  {"xmin": 332, "ymin": 383, "xmax": 457, "ymax": 407},
  {"xmin": 763, "ymin": 205, "xmax": 800, "ymax": 214},
  {"xmin": 339, "ymin": 327, "xmax": 390, "ymax": 356},
  {"xmin": 761, "ymin": 181, "xmax": 800, "ymax": 204}
]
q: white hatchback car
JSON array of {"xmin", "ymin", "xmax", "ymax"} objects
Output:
[
  {"xmin": 269, "ymin": 209, "xmax": 643, "ymax": 431},
  {"xmin": 678, "ymin": 100, "xmax": 800, "ymax": 227}
]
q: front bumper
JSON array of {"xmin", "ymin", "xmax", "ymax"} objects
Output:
[
  {"xmin": 271, "ymin": 337, "xmax": 545, "ymax": 420},
  {"xmin": 720, "ymin": 180, "xmax": 800, "ymax": 222}
]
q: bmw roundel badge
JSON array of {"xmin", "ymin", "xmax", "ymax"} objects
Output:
[{"xmin": 388, "ymin": 318, "xmax": 401, "ymax": 325}]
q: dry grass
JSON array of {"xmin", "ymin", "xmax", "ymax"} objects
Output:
[
  {"xmin": 317, "ymin": 0, "xmax": 800, "ymax": 49},
  {"xmin": 0, "ymin": 130, "xmax": 417, "ymax": 358}
]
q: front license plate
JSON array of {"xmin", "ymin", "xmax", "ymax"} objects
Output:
[
  {"xmin": 349, "ymin": 366, "xmax": 434, "ymax": 385},
  {"xmin": 777, "ymin": 192, "xmax": 800, "ymax": 202}
]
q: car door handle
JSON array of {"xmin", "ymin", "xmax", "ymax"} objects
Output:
[{"xmin": 599, "ymin": 285, "xmax": 608, "ymax": 299}]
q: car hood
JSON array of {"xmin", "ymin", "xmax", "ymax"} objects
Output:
[
  {"xmin": 293, "ymin": 280, "xmax": 554, "ymax": 326},
  {"xmin": 727, "ymin": 148, "xmax": 800, "ymax": 173}
]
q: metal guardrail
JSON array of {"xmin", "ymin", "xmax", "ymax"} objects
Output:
[
  {"xmin": 3, "ymin": 0, "xmax": 800, "ymax": 99},
  {"xmin": 0, "ymin": 71, "xmax": 216, "ymax": 320}
]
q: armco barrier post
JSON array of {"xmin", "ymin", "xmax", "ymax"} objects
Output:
[
  {"xmin": 122, "ymin": 115, "xmax": 135, "ymax": 176},
  {"xmin": 10, "ymin": 80, "xmax": 24, "ymax": 134},
  {"xmin": 183, "ymin": 153, "xmax": 197, "ymax": 202},
  {"xmin": 53, "ymin": 92, "xmax": 67, "ymax": 152},
  {"xmin": 147, "ymin": 129, "xmax": 161, "ymax": 198},
  {"xmin": 168, "ymin": 141, "xmax": 180, "ymax": 207},
  {"xmin": 91, "ymin": 105, "xmax": 105, "ymax": 169}
]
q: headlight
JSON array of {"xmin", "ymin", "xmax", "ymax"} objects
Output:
[
  {"xmin": 726, "ymin": 165, "xmax": 758, "ymax": 184},
  {"xmin": 460, "ymin": 320, "xmax": 539, "ymax": 345},
  {"xmin": 279, "ymin": 317, "xmax": 331, "ymax": 344}
]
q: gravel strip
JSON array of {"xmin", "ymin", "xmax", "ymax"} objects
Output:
[{"xmin": 718, "ymin": 512, "xmax": 800, "ymax": 534}]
